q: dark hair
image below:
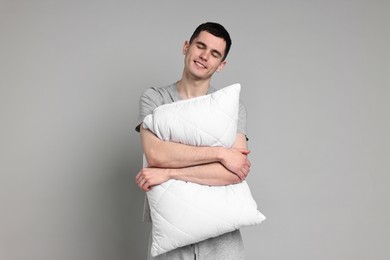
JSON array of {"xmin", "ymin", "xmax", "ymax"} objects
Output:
[{"xmin": 189, "ymin": 22, "xmax": 232, "ymax": 61}]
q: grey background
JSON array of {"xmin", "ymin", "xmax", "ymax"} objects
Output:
[{"xmin": 1, "ymin": 1, "xmax": 389, "ymax": 259}]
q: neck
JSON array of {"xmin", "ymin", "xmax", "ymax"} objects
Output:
[{"xmin": 177, "ymin": 73, "xmax": 211, "ymax": 99}]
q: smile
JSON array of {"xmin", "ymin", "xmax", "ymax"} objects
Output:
[{"xmin": 194, "ymin": 60, "xmax": 207, "ymax": 69}]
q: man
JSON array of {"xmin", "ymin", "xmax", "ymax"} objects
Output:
[{"xmin": 135, "ymin": 22, "xmax": 251, "ymax": 260}]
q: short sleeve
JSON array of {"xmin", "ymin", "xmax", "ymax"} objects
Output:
[{"xmin": 135, "ymin": 88, "xmax": 164, "ymax": 132}]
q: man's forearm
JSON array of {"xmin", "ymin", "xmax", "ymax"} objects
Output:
[
  {"xmin": 136, "ymin": 161, "xmax": 243, "ymax": 192},
  {"xmin": 141, "ymin": 126, "xmax": 250, "ymax": 180},
  {"xmin": 141, "ymin": 126, "xmax": 225, "ymax": 168},
  {"xmin": 136, "ymin": 129, "xmax": 251, "ymax": 191},
  {"xmin": 168, "ymin": 162, "xmax": 242, "ymax": 186}
]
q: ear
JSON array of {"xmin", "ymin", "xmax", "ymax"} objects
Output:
[
  {"xmin": 182, "ymin": 41, "xmax": 190, "ymax": 55},
  {"xmin": 216, "ymin": 60, "xmax": 227, "ymax": 72}
]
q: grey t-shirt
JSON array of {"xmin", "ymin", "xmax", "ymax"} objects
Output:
[{"xmin": 136, "ymin": 82, "xmax": 247, "ymax": 221}]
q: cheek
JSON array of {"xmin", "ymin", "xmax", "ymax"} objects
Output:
[{"xmin": 184, "ymin": 50, "xmax": 195, "ymax": 62}]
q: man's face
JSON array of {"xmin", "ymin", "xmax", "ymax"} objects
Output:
[{"xmin": 182, "ymin": 31, "xmax": 227, "ymax": 80}]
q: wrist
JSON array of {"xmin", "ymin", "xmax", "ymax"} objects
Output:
[
  {"xmin": 215, "ymin": 147, "xmax": 226, "ymax": 163},
  {"xmin": 166, "ymin": 168, "xmax": 175, "ymax": 180}
]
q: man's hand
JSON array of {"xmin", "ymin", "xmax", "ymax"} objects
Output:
[
  {"xmin": 219, "ymin": 147, "xmax": 251, "ymax": 180},
  {"xmin": 135, "ymin": 167, "xmax": 170, "ymax": 192}
]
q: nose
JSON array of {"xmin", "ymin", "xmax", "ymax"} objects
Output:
[{"xmin": 199, "ymin": 50, "xmax": 209, "ymax": 61}]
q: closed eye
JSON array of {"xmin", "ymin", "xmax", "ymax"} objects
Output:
[
  {"xmin": 195, "ymin": 41, "xmax": 223, "ymax": 59},
  {"xmin": 196, "ymin": 42, "xmax": 206, "ymax": 49},
  {"xmin": 211, "ymin": 51, "xmax": 222, "ymax": 58}
]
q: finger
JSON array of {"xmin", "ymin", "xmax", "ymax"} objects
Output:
[
  {"xmin": 241, "ymin": 148, "xmax": 251, "ymax": 155},
  {"xmin": 235, "ymin": 148, "xmax": 250, "ymax": 155},
  {"xmin": 136, "ymin": 175, "xmax": 145, "ymax": 185},
  {"xmin": 136, "ymin": 171, "xmax": 142, "ymax": 182},
  {"xmin": 237, "ymin": 170, "xmax": 245, "ymax": 180},
  {"xmin": 137, "ymin": 176, "xmax": 147, "ymax": 187},
  {"xmin": 243, "ymin": 166, "xmax": 250, "ymax": 177},
  {"xmin": 243, "ymin": 168, "xmax": 248, "ymax": 177},
  {"xmin": 142, "ymin": 181, "xmax": 151, "ymax": 192},
  {"xmin": 246, "ymin": 159, "xmax": 251, "ymax": 168},
  {"xmin": 136, "ymin": 177, "xmax": 143, "ymax": 187}
]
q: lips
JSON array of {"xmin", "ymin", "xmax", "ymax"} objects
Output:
[{"xmin": 194, "ymin": 60, "xmax": 207, "ymax": 69}]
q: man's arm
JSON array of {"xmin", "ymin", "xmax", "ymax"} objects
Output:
[
  {"xmin": 136, "ymin": 130, "xmax": 251, "ymax": 191},
  {"xmin": 140, "ymin": 126, "xmax": 250, "ymax": 175}
]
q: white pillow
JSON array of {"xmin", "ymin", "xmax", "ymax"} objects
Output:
[{"xmin": 143, "ymin": 84, "xmax": 266, "ymax": 256}]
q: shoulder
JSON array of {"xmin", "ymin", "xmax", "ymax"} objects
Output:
[
  {"xmin": 141, "ymin": 83, "xmax": 176, "ymax": 99},
  {"xmin": 140, "ymin": 83, "xmax": 177, "ymax": 106},
  {"xmin": 136, "ymin": 83, "xmax": 177, "ymax": 132}
]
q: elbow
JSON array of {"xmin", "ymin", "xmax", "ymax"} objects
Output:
[
  {"xmin": 144, "ymin": 147, "xmax": 165, "ymax": 167},
  {"xmin": 141, "ymin": 128, "xmax": 167, "ymax": 167}
]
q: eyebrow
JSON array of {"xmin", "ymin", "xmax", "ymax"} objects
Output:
[{"xmin": 195, "ymin": 40, "xmax": 223, "ymax": 58}]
